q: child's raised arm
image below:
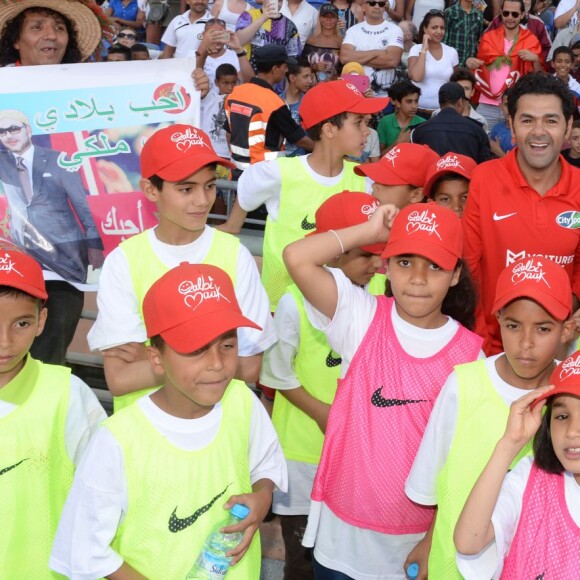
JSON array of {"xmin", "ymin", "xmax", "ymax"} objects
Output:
[
  {"xmin": 283, "ymin": 204, "xmax": 398, "ymax": 320},
  {"xmin": 453, "ymin": 385, "xmax": 553, "ymax": 556}
]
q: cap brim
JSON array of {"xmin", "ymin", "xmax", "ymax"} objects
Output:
[
  {"xmin": 423, "ymin": 169, "xmax": 469, "ymax": 198},
  {"xmin": 347, "ymin": 96, "xmax": 390, "ymax": 115},
  {"xmin": 532, "ymin": 385, "xmax": 580, "ymax": 408},
  {"xmin": 381, "ymin": 238, "xmax": 458, "ymax": 270},
  {"xmin": 493, "ymin": 290, "xmax": 570, "ymax": 321},
  {"xmin": 3, "ymin": 280, "xmax": 48, "ymax": 300},
  {"xmin": 160, "ymin": 311, "xmax": 261, "ymax": 354},
  {"xmin": 153, "ymin": 153, "xmax": 235, "ymax": 181},
  {"xmin": 354, "ymin": 162, "xmax": 406, "ymax": 185}
]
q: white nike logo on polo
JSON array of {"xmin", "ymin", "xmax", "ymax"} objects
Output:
[{"xmin": 493, "ymin": 212, "xmax": 517, "ymax": 221}]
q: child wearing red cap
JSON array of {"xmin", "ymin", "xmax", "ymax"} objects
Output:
[
  {"xmin": 51, "ymin": 263, "xmax": 287, "ymax": 579},
  {"xmin": 455, "ymin": 349, "xmax": 580, "ymax": 578},
  {"xmin": 283, "ymin": 203, "xmax": 482, "ymax": 578},
  {"xmin": 88, "ymin": 125, "xmax": 276, "ymax": 411},
  {"xmin": 423, "ymin": 152, "xmax": 476, "ymax": 219},
  {"xmin": 355, "ymin": 142, "xmax": 439, "ymax": 208},
  {"xmin": 0, "ymin": 249, "xmax": 106, "ymax": 578},
  {"xmin": 261, "ymin": 191, "xmax": 385, "ymax": 578},
  {"xmin": 406, "ymin": 257, "xmax": 575, "ymax": 579},
  {"xmin": 219, "ymin": 79, "xmax": 389, "ymax": 313}
]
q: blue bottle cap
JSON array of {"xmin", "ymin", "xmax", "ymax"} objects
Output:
[
  {"xmin": 407, "ymin": 562, "xmax": 419, "ymax": 579},
  {"xmin": 230, "ymin": 504, "xmax": 250, "ymax": 519}
]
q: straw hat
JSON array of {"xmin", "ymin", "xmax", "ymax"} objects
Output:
[{"xmin": 0, "ymin": 0, "xmax": 113, "ymax": 62}]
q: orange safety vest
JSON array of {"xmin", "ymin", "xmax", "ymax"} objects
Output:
[{"xmin": 225, "ymin": 80, "xmax": 286, "ymax": 170}]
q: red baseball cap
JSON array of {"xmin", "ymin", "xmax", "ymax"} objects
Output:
[
  {"xmin": 140, "ymin": 124, "xmax": 235, "ymax": 181},
  {"xmin": 0, "ymin": 250, "xmax": 47, "ymax": 300},
  {"xmin": 355, "ymin": 143, "xmax": 439, "ymax": 187},
  {"xmin": 381, "ymin": 204, "xmax": 462, "ymax": 270},
  {"xmin": 310, "ymin": 191, "xmax": 384, "ymax": 254},
  {"xmin": 492, "ymin": 257, "xmax": 572, "ymax": 320},
  {"xmin": 299, "ymin": 80, "xmax": 389, "ymax": 129},
  {"xmin": 423, "ymin": 153, "xmax": 477, "ymax": 198},
  {"xmin": 532, "ymin": 350, "xmax": 580, "ymax": 408},
  {"xmin": 143, "ymin": 263, "xmax": 261, "ymax": 354}
]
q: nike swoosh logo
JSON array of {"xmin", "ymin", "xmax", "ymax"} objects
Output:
[
  {"xmin": 493, "ymin": 212, "xmax": 517, "ymax": 221},
  {"xmin": 0, "ymin": 458, "xmax": 27, "ymax": 477},
  {"xmin": 168, "ymin": 484, "xmax": 230, "ymax": 533},
  {"xmin": 301, "ymin": 215, "xmax": 316, "ymax": 231},
  {"xmin": 325, "ymin": 349, "xmax": 342, "ymax": 367},
  {"xmin": 371, "ymin": 387, "xmax": 428, "ymax": 408}
]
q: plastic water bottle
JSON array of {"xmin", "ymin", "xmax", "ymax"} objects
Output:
[
  {"xmin": 406, "ymin": 562, "xmax": 419, "ymax": 579},
  {"xmin": 338, "ymin": 9, "xmax": 346, "ymax": 36},
  {"xmin": 185, "ymin": 504, "xmax": 250, "ymax": 579}
]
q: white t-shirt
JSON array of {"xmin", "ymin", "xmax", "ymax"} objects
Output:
[
  {"xmin": 408, "ymin": 43, "xmax": 459, "ymax": 110},
  {"xmin": 0, "ymin": 371, "xmax": 106, "ymax": 466},
  {"xmin": 49, "ymin": 390, "xmax": 288, "ymax": 579},
  {"xmin": 343, "ymin": 20, "xmax": 404, "ymax": 96},
  {"xmin": 554, "ymin": 0, "xmax": 578, "ymax": 28},
  {"xmin": 281, "ymin": 0, "xmax": 319, "ymax": 46},
  {"xmin": 203, "ymin": 49, "xmax": 240, "ymax": 87},
  {"xmin": 300, "ymin": 268, "xmax": 477, "ymax": 579},
  {"xmin": 405, "ymin": 354, "xmax": 529, "ymax": 507},
  {"xmin": 201, "ymin": 90, "xmax": 231, "ymax": 159},
  {"xmin": 87, "ymin": 226, "xmax": 276, "ymax": 357},
  {"xmin": 456, "ymin": 456, "xmax": 580, "ymax": 580},
  {"xmin": 161, "ymin": 10, "xmax": 211, "ymax": 58},
  {"xmin": 236, "ymin": 155, "xmax": 373, "ymax": 220}
]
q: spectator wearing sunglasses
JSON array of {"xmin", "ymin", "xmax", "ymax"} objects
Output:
[
  {"xmin": 340, "ymin": 0, "xmax": 404, "ymax": 97},
  {"xmin": 408, "ymin": 9, "xmax": 459, "ymax": 117},
  {"xmin": 442, "ymin": 0, "xmax": 484, "ymax": 67},
  {"xmin": 466, "ymin": 0, "xmax": 543, "ymax": 130},
  {"xmin": 116, "ymin": 26, "xmax": 138, "ymax": 48},
  {"xmin": 486, "ymin": 0, "xmax": 552, "ymax": 63}
]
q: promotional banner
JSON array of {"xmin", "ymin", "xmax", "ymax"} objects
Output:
[{"xmin": 0, "ymin": 58, "xmax": 200, "ymax": 289}]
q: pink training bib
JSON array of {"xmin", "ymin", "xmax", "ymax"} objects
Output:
[{"xmin": 312, "ymin": 296, "xmax": 482, "ymax": 534}]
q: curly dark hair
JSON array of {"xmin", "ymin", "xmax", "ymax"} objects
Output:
[
  {"xmin": 385, "ymin": 258, "xmax": 478, "ymax": 330},
  {"xmin": 0, "ymin": 8, "xmax": 82, "ymax": 66},
  {"xmin": 507, "ymin": 71, "xmax": 575, "ymax": 122}
]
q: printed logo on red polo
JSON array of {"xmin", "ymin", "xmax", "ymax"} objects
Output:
[
  {"xmin": 506, "ymin": 250, "xmax": 574, "ymax": 267},
  {"xmin": 406, "ymin": 210, "xmax": 441, "ymax": 240},
  {"xmin": 384, "ymin": 146, "xmax": 400, "ymax": 167},
  {"xmin": 511, "ymin": 259, "xmax": 550, "ymax": 287},
  {"xmin": 436, "ymin": 154, "xmax": 464, "ymax": 172},
  {"xmin": 0, "ymin": 253, "xmax": 23, "ymax": 277},
  {"xmin": 559, "ymin": 354, "xmax": 580, "ymax": 380},
  {"xmin": 171, "ymin": 127, "xmax": 210, "ymax": 153},
  {"xmin": 179, "ymin": 275, "xmax": 230, "ymax": 312},
  {"xmin": 361, "ymin": 200, "xmax": 379, "ymax": 219},
  {"xmin": 556, "ymin": 211, "xmax": 580, "ymax": 230}
]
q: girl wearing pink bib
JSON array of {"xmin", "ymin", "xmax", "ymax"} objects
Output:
[
  {"xmin": 284, "ymin": 203, "xmax": 482, "ymax": 578},
  {"xmin": 455, "ymin": 351, "xmax": 580, "ymax": 579}
]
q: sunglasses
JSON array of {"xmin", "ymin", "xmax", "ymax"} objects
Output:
[
  {"xmin": 427, "ymin": 8, "xmax": 445, "ymax": 15},
  {"xmin": 0, "ymin": 125, "xmax": 25, "ymax": 137},
  {"xmin": 501, "ymin": 9, "xmax": 522, "ymax": 17},
  {"xmin": 117, "ymin": 32, "xmax": 137, "ymax": 39},
  {"xmin": 366, "ymin": 1, "xmax": 387, "ymax": 6}
]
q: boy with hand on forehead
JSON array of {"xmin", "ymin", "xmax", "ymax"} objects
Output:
[
  {"xmin": 88, "ymin": 125, "xmax": 276, "ymax": 410},
  {"xmin": 0, "ymin": 249, "xmax": 106, "ymax": 578},
  {"xmin": 50, "ymin": 263, "xmax": 287, "ymax": 579},
  {"xmin": 406, "ymin": 256, "xmax": 575, "ymax": 579}
]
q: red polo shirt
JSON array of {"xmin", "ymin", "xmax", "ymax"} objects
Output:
[{"xmin": 463, "ymin": 149, "xmax": 580, "ymax": 355}]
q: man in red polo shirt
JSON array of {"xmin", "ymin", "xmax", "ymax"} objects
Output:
[{"xmin": 463, "ymin": 72, "xmax": 580, "ymax": 355}]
